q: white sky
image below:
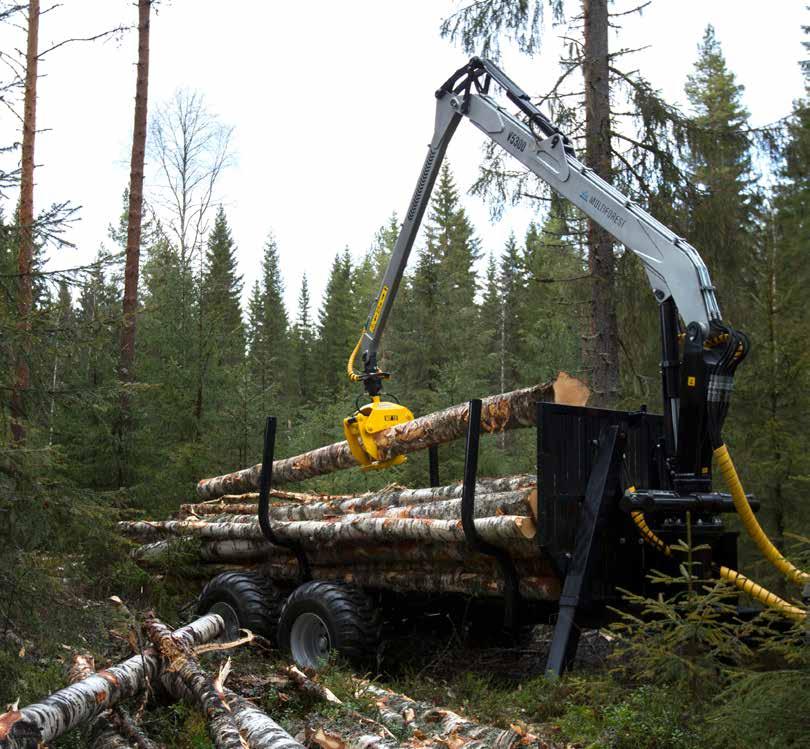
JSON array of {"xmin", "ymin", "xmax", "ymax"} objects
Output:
[{"xmin": 1, "ymin": 0, "xmax": 807, "ymax": 313}]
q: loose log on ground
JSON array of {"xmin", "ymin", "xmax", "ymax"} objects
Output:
[
  {"xmin": 0, "ymin": 615, "xmax": 224, "ymax": 749},
  {"xmin": 134, "ymin": 536, "xmax": 540, "ymax": 567},
  {"xmin": 160, "ymin": 668, "xmax": 303, "ymax": 749},
  {"xmin": 259, "ymin": 563, "xmax": 560, "ymax": 601},
  {"xmin": 68, "ymin": 655, "xmax": 129, "ymax": 749},
  {"xmin": 356, "ymin": 682, "xmax": 540, "ymax": 748},
  {"xmin": 196, "ymin": 374, "xmax": 588, "ymax": 498},
  {"xmin": 119, "ymin": 515, "xmax": 536, "ymax": 550},
  {"xmin": 143, "ymin": 616, "xmax": 243, "ymax": 749}
]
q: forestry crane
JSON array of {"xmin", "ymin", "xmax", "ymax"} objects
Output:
[{"xmin": 344, "ymin": 57, "xmax": 809, "ymax": 614}]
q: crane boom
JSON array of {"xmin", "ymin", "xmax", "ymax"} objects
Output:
[{"xmin": 347, "ymin": 57, "xmax": 738, "ymax": 476}]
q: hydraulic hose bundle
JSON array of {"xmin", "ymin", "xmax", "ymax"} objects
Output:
[{"xmin": 631, "ymin": 325, "xmax": 808, "ymax": 621}]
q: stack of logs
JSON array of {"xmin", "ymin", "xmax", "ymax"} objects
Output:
[
  {"xmin": 124, "ymin": 475, "xmax": 558, "ymax": 600},
  {"xmin": 120, "ymin": 377, "xmax": 590, "ymax": 601}
]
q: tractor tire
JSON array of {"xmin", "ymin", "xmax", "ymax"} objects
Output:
[
  {"xmin": 277, "ymin": 580, "xmax": 381, "ymax": 670},
  {"xmin": 197, "ymin": 571, "xmax": 284, "ymax": 643}
]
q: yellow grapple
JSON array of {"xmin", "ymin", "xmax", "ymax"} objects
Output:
[{"xmin": 342, "ymin": 396, "xmax": 414, "ymax": 471}]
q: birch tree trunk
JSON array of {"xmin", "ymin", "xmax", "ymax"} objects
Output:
[
  {"xmin": 68, "ymin": 655, "xmax": 158, "ymax": 749},
  {"xmin": 583, "ymin": 0, "xmax": 618, "ymax": 405},
  {"xmin": 0, "ymin": 615, "xmax": 223, "ymax": 749},
  {"xmin": 9, "ymin": 0, "xmax": 39, "ymax": 446},
  {"xmin": 196, "ymin": 375, "xmax": 587, "ymax": 498},
  {"xmin": 118, "ymin": 0, "xmax": 152, "ymax": 483}
]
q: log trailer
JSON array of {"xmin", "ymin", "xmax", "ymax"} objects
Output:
[{"xmin": 197, "ymin": 58, "xmax": 809, "ymax": 676}]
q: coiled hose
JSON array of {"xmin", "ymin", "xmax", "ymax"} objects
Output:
[
  {"xmin": 714, "ymin": 444, "xmax": 810, "ymax": 586},
  {"xmin": 718, "ymin": 565, "xmax": 806, "ymax": 622},
  {"xmin": 627, "ymin": 488, "xmax": 807, "ymax": 621}
]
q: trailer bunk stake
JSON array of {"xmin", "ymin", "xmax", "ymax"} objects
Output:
[{"xmin": 461, "ymin": 398, "xmax": 520, "ymax": 631}]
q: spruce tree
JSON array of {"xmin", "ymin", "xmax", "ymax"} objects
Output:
[
  {"xmin": 317, "ymin": 249, "xmax": 356, "ymax": 398},
  {"xmin": 202, "ymin": 206, "xmax": 245, "ymax": 366},
  {"xmin": 521, "ymin": 215, "xmax": 584, "ymax": 384},
  {"xmin": 684, "ymin": 25, "xmax": 757, "ymax": 316},
  {"xmin": 291, "ymin": 274, "xmax": 314, "ymax": 402}
]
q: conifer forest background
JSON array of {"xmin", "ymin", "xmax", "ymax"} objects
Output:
[{"xmin": 1, "ymin": 1, "xmax": 809, "ymax": 746}]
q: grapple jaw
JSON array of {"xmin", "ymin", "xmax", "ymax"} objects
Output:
[{"xmin": 342, "ymin": 396, "xmax": 414, "ymax": 471}]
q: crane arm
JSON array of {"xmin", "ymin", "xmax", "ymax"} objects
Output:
[{"xmin": 354, "ymin": 58, "xmax": 721, "ymax": 387}]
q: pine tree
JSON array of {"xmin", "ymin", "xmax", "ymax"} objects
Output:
[{"xmin": 429, "ymin": 164, "xmax": 481, "ymax": 401}]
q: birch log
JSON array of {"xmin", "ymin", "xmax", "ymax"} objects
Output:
[
  {"xmin": 183, "ymin": 488, "xmax": 536, "ymax": 526},
  {"xmin": 186, "ymin": 474, "xmax": 535, "ymax": 514},
  {"xmin": 119, "ymin": 515, "xmax": 536, "ymax": 548},
  {"xmin": 0, "ymin": 615, "xmax": 224, "ymax": 749},
  {"xmin": 156, "ymin": 645, "xmax": 303, "ymax": 749},
  {"xmin": 196, "ymin": 374, "xmax": 588, "ymax": 499},
  {"xmin": 357, "ymin": 682, "xmax": 538, "ymax": 748},
  {"xmin": 143, "ymin": 616, "xmax": 243, "ymax": 749},
  {"xmin": 68, "ymin": 655, "xmax": 157, "ymax": 749},
  {"xmin": 133, "ymin": 536, "xmax": 540, "ymax": 566},
  {"xmin": 258, "ymin": 563, "xmax": 560, "ymax": 601}
]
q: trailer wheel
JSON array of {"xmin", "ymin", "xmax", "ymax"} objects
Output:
[
  {"xmin": 277, "ymin": 581, "xmax": 380, "ymax": 670},
  {"xmin": 197, "ymin": 571, "xmax": 284, "ymax": 642}
]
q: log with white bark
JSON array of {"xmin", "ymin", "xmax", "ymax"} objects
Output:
[
  {"xmin": 258, "ymin": 563, "xmax": 560, "ymax": 601},
  {"xmin": 183, "ymin": 489, "xmax": 537, "ymax": 526},
  {"xmin": 68, "ymin": 654, "xmax": 158, "ymax": 749},
  {"xmin": 143, "ymin": 616, "xmax": 243, "ymax": 749},
  {"xmin": 0, "ymin": 615, "xmax": 224, "ymax": 749},
  {"xmin": 356, "ymin": 681, "xmax": 541, "ymax": 748},
  {"xmin": 196, "ymin": 374, "xmax": 588, "ymax": 499},
  {"xmin": 133, "ymin": 536, "xmax": 540, "ymax": 566},
  {"xmin": 68, "ymin": 654, "xmax": 132, "ymax": 749},
  {"xmin": 119, "ymin": 515, "xmax": 536, "ymax": 549},
  {"xmin": 182, "ymin": 475, "xmax": 536, "ymax": 517},
  {"xmin": 226, "ymin": 690, "xmax": 303, "ymax": 749},
  {"xmin": 157, "ymin": 647, "xmax": 303, "ymax": 749}
]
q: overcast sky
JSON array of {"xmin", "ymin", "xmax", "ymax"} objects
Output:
[{"xmin": 1, "ymin": 0, "xmax": 807, "ymax": 313}]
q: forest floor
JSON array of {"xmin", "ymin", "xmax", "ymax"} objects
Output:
[{"xmin": 2, "ymin": 544, "xmax": 711, "ymax": 749}]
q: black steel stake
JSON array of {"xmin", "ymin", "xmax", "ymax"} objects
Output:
[
  {"xmin": 258, "ymin": 416, "xmax": 311, "ymax": 583},
  {"xmin": 461, "ymin": 399, "xmax": 520, "ymax": 631}
]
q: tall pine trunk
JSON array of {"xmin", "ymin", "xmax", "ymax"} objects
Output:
[
  {"xmin": 10, "ymin": 0, "xmax": 39, "ymax": 446},
  {"xmin": 583, "ymin": 0, "xmax": 618, "ymax": 405},
  {"xmin": 117, "ymin": 0, "xmax": 151, "ymax": 484}
]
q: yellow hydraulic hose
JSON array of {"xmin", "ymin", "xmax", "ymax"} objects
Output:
[
  {"xmin": 631, "ymin": 513, "xmax": 672, "ymax": 556},
  {"xmin": 626, "ymin": 489, "xmax": 807, "ymax": 622},
  {"xmin": 347, "ymin": 331, "xmax": 364, "ymax": 383},
  {"xmin": 714, "ymin": 444, "xmax": 810, "ymax": 586},
  {"xmin": 718, "ymin": 566, "xmax": 806, "ymax": 622}
]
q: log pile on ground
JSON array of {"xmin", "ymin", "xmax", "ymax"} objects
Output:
[
  {"xmin": 0, "ymin": 614, "xmax": 557, "ymax": 748},
  {"xmin": 0, "ymin": 614, "xmax": 303, "ymax": 749},
  {"xmin": 278, "ymin": 668, "xmax": 548, "ymax": 748}
]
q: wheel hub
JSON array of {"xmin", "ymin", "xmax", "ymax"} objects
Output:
[
  {"xmin": 209, "ymin": 602, "xmax": 240, "ymax": 642},
  {"xmin": 290, "ymin": 612, "xmax": 332, "ymax": 670}
]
